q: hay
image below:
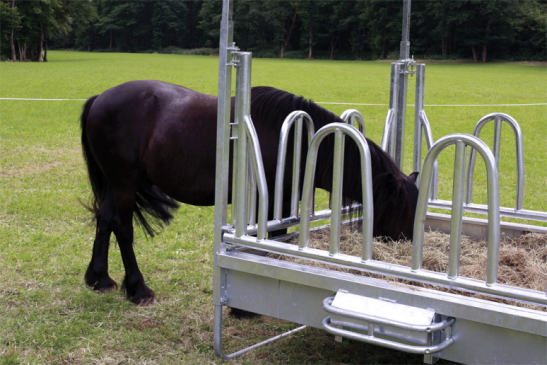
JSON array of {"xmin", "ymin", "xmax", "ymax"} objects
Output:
[{"xmin": 268, "ymin": 228, "xmax": 547, "ymax": 310}]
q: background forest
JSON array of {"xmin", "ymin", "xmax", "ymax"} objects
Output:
[{"xmin": 1, "ymin": 0, "xmax": 546, "ymax": 62}]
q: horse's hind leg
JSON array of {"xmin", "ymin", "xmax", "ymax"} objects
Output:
[
  {"xmin": 111, "ymin": 188, "xmax": 155, "ymax": 305},
  {"xmin": 85, "ymin": 199, "xmax": 118, "ymax": 292}
]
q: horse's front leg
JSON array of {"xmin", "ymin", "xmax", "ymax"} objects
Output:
[
  {"xmin": 112, "ymin": 190, "xmax": 156, "ymax": 305},
  {"xmin": 85, "ymin": 205, "xmax": 118, "ymax": 292}
]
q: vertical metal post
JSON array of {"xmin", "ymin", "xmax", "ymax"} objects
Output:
[
  {"xmin": 448, "ymin": 141, "xmax": 466, "ymax": 279},
  {"xmin": 330, "ymin": 129, "xmax": 345, "ymax": 256},
  {"xmin": 393, "ymin": 0, "xmax": 412, "ymax": 169},
  {"xmin": 395, "ymin": 64, "xmax": 408, "ymax": 168},
  {"xmin": 493, "ymin": 116, "xmax": 502, "ymax": 167},
  {"xmin": 291, "ymin": 117, "xmax": 303, "ymax": 217},
  {"xmin": 414, "ymin": 64, "xmax": 425, "ymax": 179},
  {"xmin": 387, "ymin": 64, "xmax": 399, "ymax": 158},
  {"xmin": 400, "ymin": 0, "xmax": 411, "ymax": 60},
  {"xmin": 234, "ymin": 52, "xmax": 252, "ymax": 238},
  {"xmin": 213, "ymin": 0, "xmax": 233, "ymax": 307}
]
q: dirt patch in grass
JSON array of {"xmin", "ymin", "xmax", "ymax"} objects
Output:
[
  {"xmin": 0, "ymin": 161, "xmax": 63, "ymax": 179},
  {"xmin": 0, "ymin": 146, "xmax": 82, "ymax": 179},
  {"xmin": 269, "ymin": 228, "xmax": 547, "ymax": 310},
  {"xmin": 515, "ymin": 61, "xmax": 547, "ymax": 67}
]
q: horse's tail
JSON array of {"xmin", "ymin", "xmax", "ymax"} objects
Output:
[
  {"xmin": 80, "ymin": 95, "xmax": 104, "ymax": 214},
  {"xmin": 80, "ymin": 95, "xmax": 179, "ymax": 237}
]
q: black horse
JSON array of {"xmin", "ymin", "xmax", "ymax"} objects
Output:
[{"xmin": 81, "ymin": 80, "xmax": 419, "ymax": 305}]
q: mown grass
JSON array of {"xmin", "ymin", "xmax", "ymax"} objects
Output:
[{"xmin": 0, "ymin": 51, "xmax": 545, "ymax": 364}]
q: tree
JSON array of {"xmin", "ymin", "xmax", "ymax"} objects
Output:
[{"xmin": 363, "ymin": 0, "xmax": 401, "ymax": 60}]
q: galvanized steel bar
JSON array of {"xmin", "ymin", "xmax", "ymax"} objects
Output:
[
  {"xmin": 323, "ymin": 296, "xmax": 455, "ymax": 333},
  {"xmin": 400, "ymin": 0, "xmax": 411, "ymax": 60},
  {"xmin": 493, "ymin": 115, "xmax": 502, "ymax": 166},
  {"xmin": 394, "ymin": 61, "xmax": 408, "ymax": 169},
  {"xmin": 420, "ymin": 111, "xmax": 438, "ymax": 200},
  {"xmin": 428, "ymin": 200, "xmax": 547, "ymax": 222},
  {"xmin": 299, "ymin": 124, "xmax": 373, "ymax": 261},
  {"xmin": 412, "ymin": 134, "xmax": 500, "ymax": 287},
  {"xmin": 213, "ymin": 0, "xmax": 234, "ymax": 307},
  {"xmin": 329, "ymin": 129, "xmax": 346, "ymax": 256},
  {"xmin": 244, "ymin": 116, "xmax": 269, "ymax": 240},
  {"xmin": 340, "ymin": 109, "xmax": 365, "ymax": 135},
  {"xmin": 273, "ymin": 111, "xmax": 315, "ymax": 221},
  {"xmin": 224, "ymin": 232, "xmax": 547, "ymax": 306},
  {"xmin": 383, "ymin": 63, "xmax": 400, "ymax": 158},
  {"xmin": 447, "ymin": 141, "xmax": 466, "ymax": 279},
  {"xmin": 465, "ymin": 113, "xmax": 525, "ymax": 211},
  {"xmin": 291, "ymin": 116, "xmax": 304, "ymax": 217},
  {"xmin": 413, "ymin": 64, "xmax": 425, "ymax": 178},
  {"xmin": 322, "ymin": 317, "xmax": 455, "ymax": 355},
  {"xmin": 248, "ymin": 149, "xmax": 257, "ymax": 226},
  {"xmin": 242, "ymin": 204, "xmax": 362, "ymax": 236},
  {"xmin": 381, "ymin": 108, "xmax": 395, "ymax": 152},
  {"xmin": 234, "ymin": 52, "xmax": 252, "ymax": 238},
  {"xmin": 213, "ymin": 305, "xmax": 307, "ymax": 360}
]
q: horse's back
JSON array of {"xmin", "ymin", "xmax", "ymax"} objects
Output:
[{"xmin": 86, "ymin": 80, "xmax": 220, "ymax": 205}]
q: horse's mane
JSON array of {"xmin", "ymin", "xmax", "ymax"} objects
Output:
[
  {"xmin": 250, "ymin": 86, "xmax": 405, "ymax": 179},
  {"xmin": 250, "ymin": 86, "xmax": 418, "ymax": 240}
]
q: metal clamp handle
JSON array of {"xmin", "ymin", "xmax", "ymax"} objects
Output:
[{"xmin": 322, "ymin": 317, "xmax": 454, "ymax": 355}]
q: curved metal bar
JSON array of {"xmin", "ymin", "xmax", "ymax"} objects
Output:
[
  {"xmin": 244, "ymin": 115, "xmax": 269, "ymax": 240},
  {"xmin": 322, "ymin": 317, "xmax": 454, "ymax": 355},
  {"xmin": 213, "ymin": 305, "xmax": 307, "ymax": 360},
  {"xmin": 323, "ymin": 296, "xmax": 454, "ymax": 333},
  {"xmin": 273, "ymin": 111, "xmax": 315, "ymax": 221},
  {"xmin": 340, "ymin": 109, "xmax": 366, "ymax": 136},
  {"xmin": 465, "ymin": 113, "xmax": 525, "ymax": 210},
  {"xmin": 299, "ymin": 123, "xmax": 374, "ymax": 262},
  {"xmin": 381, "ymin": 108, "xmax": 395, "ymax": 153},
  {"xmin": 248, "ymin": 150, "xmax": 257, "ymax": 226},
  {"xmin": 420, "ymin": 111, "xmax": 439, "ymax": 200},
  {"xmin": 412, "ymin": 133, "xmax": 500, "ymax": 286}
]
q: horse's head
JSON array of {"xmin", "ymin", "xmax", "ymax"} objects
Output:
[{"xmin": 372, "ymin": 171, "xmax": 419, "ymax": 241}]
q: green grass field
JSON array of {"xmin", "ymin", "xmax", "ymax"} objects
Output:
[{"xmin": 0, "ymin": 51, "xmax": 546, "ymax": 364}]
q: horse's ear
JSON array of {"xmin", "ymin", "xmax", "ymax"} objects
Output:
[{"xmin": 408, "ymin": 172, "xmax": 419, "ymax": 183}]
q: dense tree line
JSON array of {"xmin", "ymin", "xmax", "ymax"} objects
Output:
[{"xmin": 2, "ymin": 0, "xmax": 546, "ymax": 62}]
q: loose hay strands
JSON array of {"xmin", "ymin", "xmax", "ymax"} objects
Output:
[{"xmin": 269, "ymin": 228, "xmax": 547, "ymax": 310}]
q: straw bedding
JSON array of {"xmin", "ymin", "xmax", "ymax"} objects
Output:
[{"xmin": 268, "ymin": 227, "xmax": 547, "ymax": 310}]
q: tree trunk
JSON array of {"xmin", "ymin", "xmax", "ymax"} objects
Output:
[
  {"xmin": 88, "ymin": 30, "xmax": 91, "ymax": 52},
  {"xmin": 10, "ymin": 0, "xmax": 16, "ymax": 61},
  {"xmin": 37, "ymin": 27, "xmax": 44, "ymax": 62},
  {"xmin": 471, "ymin": 46, "xmax": 477, "ymax": 62},
  {"xmin": 380, "ymin": 26, "xmax": 387, "ymax": 60},
  {"xmin": 109, "ymin": 29, "xmax": 113, "ymax": 49},
  {"xmin": 43, "ymin": 39, "xmax": 48, "ymax": 62},
  {"xmin": 482, "ymin": 21, "xmax": 490, "ymax": 63},
  {"xmin": 281, "ymin": 5, "xmax": 298, "ymax": 58},
  {"xmin": 329, "ymin": 38, "xmax": 338, "ymax": 60},
  {"xmin": 307, "ymin": 27, "xmax": 313, "ymax": 59},
  {"xmin": 18, "ymin": 42, "xmax": 26, "ymax": 61},
  {"xmin": 442, "ymin": 36, "xmax": 446, "ymax": 56}
]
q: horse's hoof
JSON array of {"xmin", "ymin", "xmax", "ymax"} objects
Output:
[
  {"xmin": 93, "ymin": 277, "xmax": 118, "ymax": 293},
  {"xmin": 229, "ymin": 307, "xmax": 261, "ymax": 319},
  {"xmin": 130, "ymin": 287, "xmax": 156, "ymax": 305},
  {"xmin": 85, "ymin": 272, "xmax": 118, "ymax": 293}
]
